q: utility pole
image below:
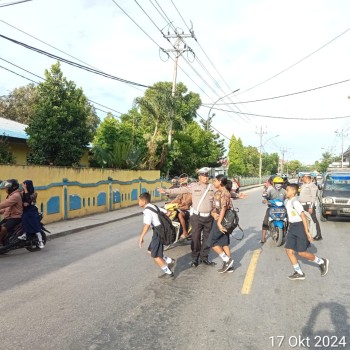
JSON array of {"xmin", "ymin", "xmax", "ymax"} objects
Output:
[
  {"xmin": 256, "ymin": 126, "xmax": 267, "ymax": 183},
  {"xmin": 163, "ymin": 29, "xmax": 195, "ymax": 147},
  {"xmin": 335, "ymin": 129, "xmax": 348, "ymax": 168},
  {"xmin": 280, "ymin": 147, "xmax": 290, "ymax": 174}
]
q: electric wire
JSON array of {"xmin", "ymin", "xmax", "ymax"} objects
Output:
[
  {"xmin": 0, "ymin": 0, "xmax": 31, "ymax": 8},
  {"xmin": 0, "ymin": 33, "xmax": 154, "ymax": 89},
  {"xmin": 0, "ymin": 59, "xmax": 124, "ymax": 117},
  {"xmin": 196, "ymin": 113, "xmax": 230, "ymax": 141},
  {"xmin": 240, "ymin": 25, "xmax": 350, "ymax": 95},
  {"xmin": 202, "ymin": 78, "xmax": 350, "ymax": 106}
]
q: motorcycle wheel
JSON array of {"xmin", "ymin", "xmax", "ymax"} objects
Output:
[
  {"xmin": 271, "ymin": 227, "xmax": 284, "ymax": 247},
  {"xmin": 25, "ymin": 231, "xmax": 47, "ymax": 252}
]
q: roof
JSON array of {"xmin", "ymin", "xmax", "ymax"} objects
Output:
[{"xmin": 0, "ymin": 117, "xmax": 28, "ymax": 140}]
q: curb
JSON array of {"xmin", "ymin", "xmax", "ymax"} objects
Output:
[{"xmin": 47, "ymin": 184, "xmax": 264, "ymax": 240}]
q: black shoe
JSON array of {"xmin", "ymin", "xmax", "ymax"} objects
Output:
[
  {"xmin": 201, "ymin": 259, "xmax": 216, "ymax": 266},
  {"xmin": 190, "ymin": 260, "xmax": 199, "ymax": 268},
  {"xmin": 320, "ymin": 258, "xmax": 329, "ymax": 277},
  {"xmin": 168, "ymin": 259, "xmax": 175, "ymax": 268},
  {"xmin": 314, "ymin": 235, "xmax": 323, "ymax": 241},
  {"xmin": 158, "ymin": 272, "xmax": 174, "ymax": 279},
  {"xmin": 287, "ymin": 271, "xmax": 306, "ymax": 280},
  {"xmin": 217, "ymin": 258, "xmax": 233, "ymax": 273},
  {"xmin": 226, "ymin": 266, "xmax": 234, "ymax": 273}
]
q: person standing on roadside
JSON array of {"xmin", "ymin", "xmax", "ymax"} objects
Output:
[
  {"xmin": 158, "ymin": 167, "xmax": 216, "ymax": 267},
  {"xmin": 299, "ymin": 173, "xmax": 322, "ymax": 240}
]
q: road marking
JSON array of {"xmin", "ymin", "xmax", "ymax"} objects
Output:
[{"xmin": 241, "ymin": 249, "xmax": 261, "ymax": 295}]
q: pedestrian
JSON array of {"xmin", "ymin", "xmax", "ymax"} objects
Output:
[
  {"xmin": 17, "ymin": 180, "xmax": 45, "ymax": 248},
  {"xmin": 299, "ymin": 173, "xmax": 322, "ymax": 240},
  {"xmin": 207, "ymin": 175, "xmax": 234, "ymax": 273},
  {"xmin": 284, "ymin": 183, "xmax": 329, "ymax": 280},
  {"xmin": 260, "ymin": 176, "xmax": 286, "ymax": 243},
  {"xmin": 138, "ymin": 192, "xmax": 175, "ymax": 279},
  {"xmin": 158, "ymin": 167, "xmax": 216, "ymax": 267}
]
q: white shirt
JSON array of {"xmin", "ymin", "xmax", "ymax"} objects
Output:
[
  {"xmin": 285, "ymin": 198, "xmax": 304, "ymax": 223},
  {"xmin": 143, "ymin": 203, "xmax": 167, "ymax": 227}
]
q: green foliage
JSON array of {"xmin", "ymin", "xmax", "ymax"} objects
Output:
[
  {"xmin": 262, "ymin": 152, "xmax": 279, "ymax": 175},
  {"xmin": 316, "ymin": 152, "xmax": 333, "ymax": 173},
  {"xmin": 286, "ymin": 159, "xmax": 303, "ymax": 175},
  {"xmin": 0, "ymin": 135, "xmax": 15, "ymax": 164},
  {"xmin": 228, "ymin": 135, "xmax": 245, "ymax": 176},
  {"xmin": 0, "ymin": 84, "xmax": 39, "ymax": 124},
  {"xmin": 26, "ymin": 62, "xmax": 93, "ymax": 166},
  {"xmin": 243, "ymin": 146, "xmax": 259, "ymax": 176}
]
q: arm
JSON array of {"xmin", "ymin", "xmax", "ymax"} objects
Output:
[
  {"xmin": 217, "ymin": 206, "xmax": 227, "ymax": 233},
  {"xmin": 157, "ymin": 186, "xmax": 190, "ymax": 197},
  {"xmin": 0, "ymin": 194, "xmax": 21, "ymax": 210},
  {"xmin": 300, "ymin": 212, "xmax": 313, "ymax": 242},
  {"xmin": 139, "ymin": 224, "xmax": 151, "ymax": 248}
]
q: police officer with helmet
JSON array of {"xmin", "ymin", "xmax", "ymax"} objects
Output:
[
  {"xmin": 260, "ymin": 176, "xmax": 286, "ymax": 244},
  {"xmin": 158, "ymin": 167, "xmax": 216, "ymax": 267}
]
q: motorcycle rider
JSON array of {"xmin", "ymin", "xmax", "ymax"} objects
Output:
[
  {"xmin": 0, "ymin": 179, "xmax": 23, "ymax": 246},
  {"xmin": 260, "ymin": 176, "xmax": 286, "ymax": 244}
]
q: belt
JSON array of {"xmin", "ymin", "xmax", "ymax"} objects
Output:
[
  {"xmin": 192, "ymin": 209, "xmax": 211, "ymax": 217},
  {"xmin": 300, "ymin": 202, "xmax": 311, "ymax": 205}
]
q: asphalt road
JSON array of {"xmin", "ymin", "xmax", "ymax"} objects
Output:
[{"xmin": 1, "ymin": 187, "xmax": 349, "ymax": 350}]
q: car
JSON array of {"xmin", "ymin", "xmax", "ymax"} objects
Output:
[{"xmin": 319, "ymin": 171, "xmax": 350, "ymax": 221}]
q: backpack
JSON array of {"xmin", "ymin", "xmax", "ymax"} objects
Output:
[
  {"xmin": 222, "ymin": 207, "xmax": 244, "ymax": 240},
  {"xmin": 146, "ymin": 205, "xmax": 176, "ymax": 245}
]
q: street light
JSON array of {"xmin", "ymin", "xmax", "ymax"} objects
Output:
[
  {"xmin": 259, "ymin": 134, "xmax": 279, "ymax": 183},
  {"xmin": 206, "ymin": 89, "xmax": 240, "ymax": 129}
]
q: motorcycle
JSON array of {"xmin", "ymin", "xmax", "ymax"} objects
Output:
[
  {"xmin": 267, "ymin": 199, "xmax": 287, "ymax": 247},
  {"xmin": 163, "ymin": 202, "xmax": 192, "ymax": 251},
  {"xmin": 0, "ymin": 213, "xmax": 49, "ymax": 255}
]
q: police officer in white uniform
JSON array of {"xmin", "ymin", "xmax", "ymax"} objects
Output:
[
  {"xmin": 299, "ymin": 173, "xmax": 322, "ymax": 240},
  {"xmin": 158, "ymin": 167, "xmax": 216, "ymax": 267}
]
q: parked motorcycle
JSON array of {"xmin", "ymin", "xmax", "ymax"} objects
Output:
[
  {"xmin": 267, "ymin": 199, "xmax": 287, "ymax": 247},
  {"xmin": 0, "ymin": 214, "xmax": 49, "ymax": 255},
  {"xmin": 163, "ymin": 202, "xmax": 192, "ymax": 251}
]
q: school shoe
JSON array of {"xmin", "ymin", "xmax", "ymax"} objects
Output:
[
  {"xmin": 319, "ymin": 258, "xmax": 329, "ymax": 277},
  {"xmin": 200, "ymin": 259, "xmax": 216, "ymax": 266},
  {"xmin": 38, "ymin": 241, "xmax": 45, "ymax": 249},
  {"xmin": 287, "ymin": 272, "xmax": 306, "ymax": 280},
  {"xmin": 158, "ymin": 272, "xmax": 174, "ymax": 280},
  {"xmin": 313, "ymin": 235, "xmax": 323, "ymax": 241},
  {"xmin": 17, "ymin": 233, "xmax": 27, "ymax": 240},
  {"xmin": 226, "ymin": 266, "xmax": 234, "ymax": 273},
  {"xmin": 190, "ymin": 260, "xmax": 199, "ymax": 268},
  {"xmin": 168, "ymin": 259, "xmax": 175, "ymax": 267},
  {"xmin": 217, "ymin": 258, "xmax": 234, "ymax": 273}
]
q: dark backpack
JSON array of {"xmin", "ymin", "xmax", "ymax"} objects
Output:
[
  {"xmin": 146, "ymin": 205, "xmax": 176, "ymax": 245},
  {"xmin": 222, "ymin": 207, "xmax": 244, "ymax": 240}
]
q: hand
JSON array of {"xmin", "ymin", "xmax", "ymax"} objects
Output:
[
  {"xmin": 238, "ymin": 192, "xmax": 248, "ymax": 199},
  {"xmin": 262, "ymin": 199, "xmax": 267, "ymax": 204},
  {"xmin": 139, "ymin": 237, "xmax": 144, "ymax": 248},
  {"xmin": 306, "ymin": 231, "xmax": 313, "ymax": 242},
  {"xmin": 308, "ymin": 208, "xmax": 313, "ymax": 214},
  {"xmin": 157, "ymin": 187, "xmax": 166, "ymax": 194},
  {"xmin": 218, "ymin": 223, "xmax": 227, "ymax": 234}
]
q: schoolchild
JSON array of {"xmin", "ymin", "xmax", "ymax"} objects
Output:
[
  {"xmin": 138, "ymin": 192, "xmax": 175, "ymax": 279},
  {"xmin": 207, "ymin": 175, "xmax": 234, "ymax": 273},
  {"xmin": 284, "ymin": 183, "xmax": 329, "ymax": 280}
]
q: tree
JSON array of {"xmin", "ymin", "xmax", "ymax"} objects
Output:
[
  {"xmin": 243, "ymin": 146, "xmax": 259, "ymax": 176},
  {"xmin": 26, "ymin": 62, "xmax": 93, "ymax": 166},
  {"xmin": 0, "ymin": 136, "xmax": 15, "ymax": 164},
  {"xmin": 286, "ymin": 159, "xmax": 303, "ymax": 175},
  {"xmin": 262, "ymin": 152, "xmax": 279, "ymax": 175},
  {"xmin": 0, "ymin": 84, "xmax": 39, "ymax": 124},
  {"xmin": 316, "ymin": 152, "xmax": 333, "ymax": 173},
  {"xmin": 228, "ymin": 135, "xmax": 245, "ymax": 176}
]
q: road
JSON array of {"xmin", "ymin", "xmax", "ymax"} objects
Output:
[{"xmin": 1, "ymin": 187, "xmax": 349, "ymax": 350}]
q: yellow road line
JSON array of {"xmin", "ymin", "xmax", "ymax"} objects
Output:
[{"xmin": 241, "ymin": 249, "xmax": 261, "ymax": 295}]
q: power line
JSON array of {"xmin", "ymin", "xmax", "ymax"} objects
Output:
[
  {"xmin": 201, "ymin": 106, "xmax": 350, "ymax": 121},
  {"xmin": 202, "ymin": 78, "xmax": 350, "ymax": 106},
  {"xmin": 240, "ymin": 25, "xmax": 350, "ymax": 95},
  {"xmin": 0, "ymin": 33, "xmax": 154, "ymax": 89},
  {"xmin": 196, "ymin": 113, "xmax": 230, "ymax": 141},
  {"xmin": 0, "ymin": 59, "xmax": 124, "ymax": 118},
  {"xmin": 0, "ymin": 0, "xmax": 31, "ymax": 8}
]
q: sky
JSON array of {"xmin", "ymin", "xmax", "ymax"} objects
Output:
[{"xmin": 1, "ymin": 0, "xmax": 350, "ymax": 166}]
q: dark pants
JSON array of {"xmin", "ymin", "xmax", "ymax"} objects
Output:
[
  {"xmin": 190, "ymin": 214, "xmax": 213, "ymax": 261},
  {"xmin": 302, "ymin": 204, "xmax": 322, "ymax": 236},
  {"xmin": 262, "ymin": 208, "xmax": 270, "ymax": 230}
]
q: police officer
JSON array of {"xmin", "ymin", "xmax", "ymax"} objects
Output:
[
  {"xmin": 158, "ymin": 167, "xmax": 216, "ymax": 267},
  {"xmin": 299, "ymin": 173, "xmax": 322, "ymax": 240}
]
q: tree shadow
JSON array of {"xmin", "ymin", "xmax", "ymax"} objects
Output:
[{"xmin": 301, "ymin": 302, "xmax": 350, "ymax": 348}]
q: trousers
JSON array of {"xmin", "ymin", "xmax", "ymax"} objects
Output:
[{"xmin": 190, "ymin": 214, "xmax": 213, "ymax": 261}]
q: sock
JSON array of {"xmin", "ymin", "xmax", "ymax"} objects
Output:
[
  {"xmin": 163, "ymin": 256, "xmax": 172, "ymax": 264},
  {"xmin": 313, "ymin": 256, "xmax": 324, "ymax": 265},
  {"xmin": 293, "ymin": 263, "xmax": 303, "ymax": 275},
  {"xmin": 161, "ymin": 265, "xmax": 172, "ymax": 274},
  {"xmin": 36, "ymin": 232, "xmax": 43, "ymax": 242},
  {"xmin": 219, "ymin": 252, "xmax": 229, "ymax": 262}
]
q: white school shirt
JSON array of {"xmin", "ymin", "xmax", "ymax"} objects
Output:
[
  {"xmin": 143, "ymin": 203, "xmax": 167, "ymax": 227},
  {"xmin": 285, "ymin": 198, "xmax": 304, "ymax": 223}
]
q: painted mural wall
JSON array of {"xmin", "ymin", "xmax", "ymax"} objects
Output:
[{"xmin": 0, "ymin": 165, "xmax": 167, "ymax": 224}]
